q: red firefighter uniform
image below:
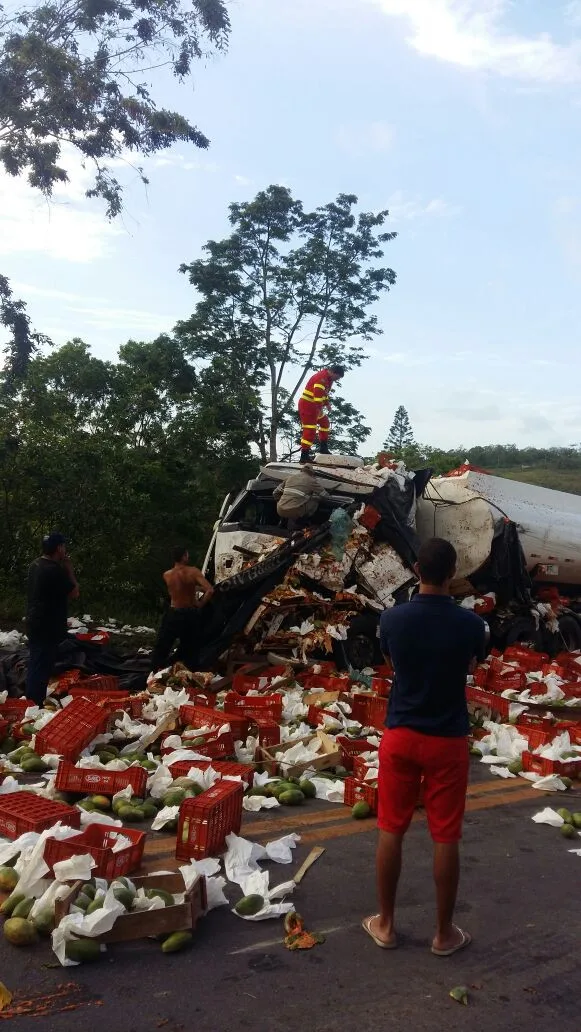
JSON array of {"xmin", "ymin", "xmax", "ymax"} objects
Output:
[{"xmin": 298, "ymin": 369, "xmax": 335, "ymax": 450}]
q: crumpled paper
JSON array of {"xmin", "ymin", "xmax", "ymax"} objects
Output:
[
  {"xmin": 148, "ymin": 764, "xmax": 174, "ymax": 800},
  {"xmin": 184, "ymin": 765, "xmax": 221, "ymax": 791},
  {"xmin": 234, "ymin": 736, "xmax": 258, "ymax": 764},
  {"xmin": 299, "ymin": 772, "xmax": 345, "ymax": 802},
  {"xmin": 275, "ymin": 738, "xmax": 322, "ymax": 770},
  {"xmin": 151, "ymin": 805, "xmax": 179, "ymax": 831},
  {"xmin": 520, "ymin": 772, "xmax": 568, "ymax": 791},
  {"xmin": 52, "ymin": 885, "xmax": 126, "ymax": 966},
  {"xmin": 14, "ymin": 823, "xmax": 82, "ymax": 897},
  {"xmin": 224, "ymin": 832, "xmax": 300, "ymax": 884},
  {"xmin": 79, "ymin": 810, "xmax": 122, "ymax": 828},
  {"xmin": 179, "ymin": 859, "xmax": 229, "ymax": 911},
  {"xmin": 53, "ymin": 853, "xmax": 96, "ymax": 882},
  {"xmin": 532, "ymin": 807, "xmax": 564, "ymax": 826},
  {"xmin": 231, "ymin": 868, "xmax": 296, "ymax": 921},
  {"xmin": 489, "ymin": 765, "xmax": 517, "ymax": 779},
  {"xmin": 243, "ymin": 795, "xmax": 280, "ymax": 812}
]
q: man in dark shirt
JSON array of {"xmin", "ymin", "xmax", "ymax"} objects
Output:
[
  {"xmin": 362, "ymin": 537, "xmax": 487, "ymax": 957},
  {"xmin": 26, "ymin": 533, "xmax": 79, "ymax": 705}
]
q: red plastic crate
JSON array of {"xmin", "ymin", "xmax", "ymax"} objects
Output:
[
  {"xmin": 307, "ymin": 704, "xmax": 342, "ymax": 727},
  {"xmin": 465, "ymin": 686, "xmax": 511, "ymax": 720},
  {"xmin": 44, "ymin": 824, "xmax": 145, "ymax": 878},
  {"xmin": 254, "ymin": 718, "xmax": 280, "ymax": 749},
  {"xmin": 224, "ymin": 692, "xmax": 283, "ymax": 723},
  {"xmin": 232, "ymin": 664, "xmax": 289, "ymax": 694},
  {"xmin": 502, "ymin": 647, "xmax": 549, "ymax": 672},
  {"xmin": 487, "ymin": 673, "xmax": 525, "ymax": 692},
  {"xmin": 179, "ymin": 703, "xmax": 249, "ymax": 741},
  {"xmin": 300, "ymin": 673, "xmax": 349, "ymax": 692},
  {"xmin": 55, "ymin": 759, "xmax": 148, "ymax": 797},
  {"xmin": 34, "ymin": 698, "xmax": 110, "ymax": 761},
  {"xmin": 0, "ymin": 718, "xmax": 10, "ymax": 741},
  {"xmin": 164, "ymin": 729, "xmax": 236, "ymax": 761},
  {"xmin": 347, "ymin": 694, "xmax": 387, "ymax": 730},
  {"xmin": 336, "ymin": 735, "xmax": 371, "ymax": 771},
  {"xmin": 344, "ymin": 776, "xmax": 378, "ymax": 814},
  {"xmin": 555, "ymin": 721, "xmax": 581, "ymax": 747},
  {"xmin": 353, "ymin": 754, "xmax": 378, "ymax": 780},
  {"xmin": 168, "ymin": 759, "xmax": 254, "ymax": 785},
  {"xmin": 67, "ymin": 686, "xmax": 145, "ymax": 718},
  {"xmin": 518, "ymin": 726, "xmax": 556, "ymax": 751},
  {"xmin": 521, "ymin": 750, "xmax": 580, "ymax": 779},
  {"xmin": 78, "ymin": 675, "xmax": 120, "ymax": 693},
  {"xmin": 472, "ymin": 665, "xmax": 489, "ymax": 687},
  {"xmin": 0, "ymin": 791, "xmax": 80, "ymax": 839},
  {"xmin": 176, "ymin": 780, "xmax": 243, "ymax": 860},
  {"xmin": 0, "ymin": 698, "xmax": 30, "ymax": 720}
]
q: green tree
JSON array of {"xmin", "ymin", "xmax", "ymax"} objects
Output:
[
  {"xmin": 176, "ymin": 185, "xmax": 397, "ymax": 462},
  {"xmin": 0, "ymin": 0, "xmax": 230, "ymax": 380},
  {"xmin": 384, "ymin": 405, "xmax": 415, "ymax": 454},
  {"xmin": 0, "ymin": 338, "xmax": 257, "ymax": 616}
]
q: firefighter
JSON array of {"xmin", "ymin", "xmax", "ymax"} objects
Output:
[{"xmin": 298, "ymin": 364, "xmax": 345, "ymax": 464}]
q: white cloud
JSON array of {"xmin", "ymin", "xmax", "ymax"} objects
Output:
[
  {"xmin": 386, "ymin": 190, "xmax": 462, "ymax": 220},
  {"xmin": 370, "ymin": 0, "xmax": 581, "ymax": 84},
  {"xmin": 0, "ymin": 153, "xmax": 122, "ymax": 263},
  {"xmin": 336, "ymin": 120, "xmax": 395, "ymax": 154},
  {"xmin": 566, "ymin": 1, "xmax": 581, "ymax": 29}
]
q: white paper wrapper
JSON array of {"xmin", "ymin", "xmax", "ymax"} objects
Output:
[
  {"xmin": 151, "ymin": 805, "xmax": 179, "ymax": 830},
  {"xmin": 52, "ymin": 886, "xmax": 126, "ymax": 966},
  {"xmin": 79, "ymin": 810, "xmax": 122, "ymax": 828},
  {"xmin": 148, "ymin": 764, "xmax": 174, "ymax": 800},
  {"xmin": 53, "ymin": 854, "xmax": 96, "ymax": 882},
  {"xmin": 489, "ymin": 765, "xmax": 517, "ymax": 779},
  {"xmin": 307, "ymin": 775, "xmax": 345, "ymax": 802},
  {"xmin": 231, "ymin": 869, "xmax": 295, "ymax": 921},
  {"xmin": 15, "ymin": 823, "xmax": 82, "ymax": 897},
  {"xmin": 0, "ymin": 775, "xmax": 25, "ymax": 794},
  {"xmin": 242, "ymin": 795, "xmax": 280, "ymax": 812},
  {"xmin": 532, "ymin": 808, "xmax": 564, "ymax": 827},
  {"xmin": 234, "ymin": 736, "xmax": 259, "ymax": 764},
  {"xmin": 179, "ymin": 859, "xmax": 229, "ymax": 910}
]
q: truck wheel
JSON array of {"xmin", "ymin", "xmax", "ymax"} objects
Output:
[
  {"xmin": 557, "ymin": 614, "xmax": 581, "ymax": 652},
  {"xmin": 333, "ymin": 614, "xmax": 382, "ymax": 670}
]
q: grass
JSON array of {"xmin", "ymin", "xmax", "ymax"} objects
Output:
[{"xmin": 491, "ymin": 467, "xmax": 581, "ymax": 496}]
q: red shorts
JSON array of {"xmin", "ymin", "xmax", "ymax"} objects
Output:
[{"xmin": 378, "ymin": 728, "xmax": 469, "ymax": 843}]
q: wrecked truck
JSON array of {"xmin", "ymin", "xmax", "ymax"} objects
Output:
[{"xmin": 197, "ymin": 456, "xmax": 581, "ymax": 669}]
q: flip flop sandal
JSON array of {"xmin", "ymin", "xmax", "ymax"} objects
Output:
[
  {"xmin": 361, "ymin": 915, "xmax": 397, "ymax": 950},
  {"xmin": 431, "ymin": 928, "xmax": 472, "ymax": 957}
]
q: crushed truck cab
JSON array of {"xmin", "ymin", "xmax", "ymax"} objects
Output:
[{"xmin": 199, "ymin": 457, "xmax": 581, "ymax": 669}]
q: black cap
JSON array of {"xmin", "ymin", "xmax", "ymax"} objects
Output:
[{"xmin": 42, "ymin": 532, "xmax": 66, "ymax": 554}]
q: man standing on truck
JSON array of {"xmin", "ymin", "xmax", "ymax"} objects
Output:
[
  {"xmin": 362, "ymin": 537, "xmax": 487, "ymax": 956},
  {"xmin": 26, "ymin": 532, "xmax": 79, "ymax": 705},
  {"xmin": 298, "ymin": 364, "xmax": 345, "ymax": 464},
  {"xmin": 151, "ymin": 547, "xmax": 215, "ymax": 673},
  {"xmin": 273, "ymin": 465, "xmax": 330, "ymax": 529}
]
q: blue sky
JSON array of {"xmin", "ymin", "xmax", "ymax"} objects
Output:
[{"xmin": 2, "ymin": 0, "xmax": 581, "ymax": 452}]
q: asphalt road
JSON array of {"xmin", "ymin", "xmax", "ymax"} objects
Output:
[{"xmin": 2, "ymin": 763, "xmax": 581, "ymax": 1031}]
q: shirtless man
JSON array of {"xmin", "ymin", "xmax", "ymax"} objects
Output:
[{"xmin": 151, "ymin": 546, "xmax": 214, "ymax": 672}]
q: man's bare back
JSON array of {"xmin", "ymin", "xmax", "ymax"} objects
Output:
[{"xmin": 163, "ymin": 563, "xmax": 214, "ymax": 610}]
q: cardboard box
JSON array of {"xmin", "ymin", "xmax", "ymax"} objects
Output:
[
  {"xmin": 55, "ymin": 871, "xmax": 206, "ymax": 944},
  {"xmin": 261, "ymin": 730, "xmax": 341, "ymax": 779},
  {"xmin": 303, "ymin": 690, "xmax": 340, "ymax": 708}
]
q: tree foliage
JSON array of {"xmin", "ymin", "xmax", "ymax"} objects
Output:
[
  {"xmin": 176, "ymin": 185, "xmax": 396, "ymax": 461},
  {"xmin": 0, "ymin": 338, "xmax": 256, "ymax": 616},
  {"xmin": 0, "ymin": 0, "xmax": 230, "ymax": 379},
  {"xmin": 384, "ymin": 405, "xmax": 415, "ymax": 454}
]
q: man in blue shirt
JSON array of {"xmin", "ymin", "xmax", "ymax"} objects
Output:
[{"xmin": 362, "ymin": 537, "xmax": 487, "ymax": 957}]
